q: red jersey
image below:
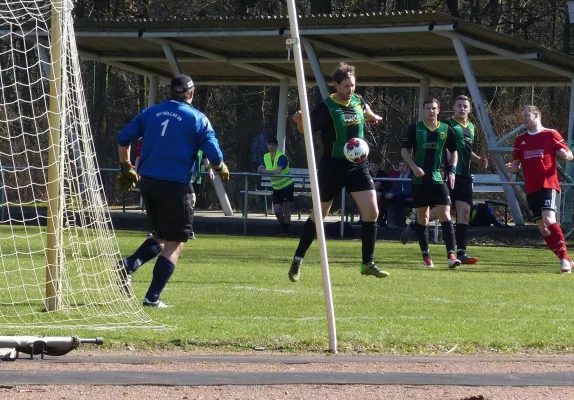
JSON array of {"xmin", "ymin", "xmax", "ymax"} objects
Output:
[
  {"xmin": 512, "ymin": 129, "xmax": 568, "ymax": 194},
  {"xmin": 136, "ymin": 138, "xmax": 143, "ymax": 157}
]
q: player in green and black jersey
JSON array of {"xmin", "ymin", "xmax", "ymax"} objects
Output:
[
  {"xmin": 400, "ymin": 96, "xmax": 489, "ymax": 265},
  {"xmin": 401, "ymin": 98, "xmax": 460, "ymax": 269},
  {"xmin": 289, "ymin": 62, "xmax": 388, "ymax": 282}
]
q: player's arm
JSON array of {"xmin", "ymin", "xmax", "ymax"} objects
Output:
[
  {"xmin": 506, "ymin": 139, "xmax": 522, "ymax": 173},
  {"xmin": 196, "ymin": 115, "xmax": 229, "ymax": 179},
  {"xmin": 401, "ymin": 124, "xmax": 424, "ymax": 177},
  {"xmin": 553, "ymin": 131, "xmax": 574, "ymax": 161},
  {"xmin": 471, "ymin": 152, "xmax": 488, "ymax": 168},
  {"xmin": 445, "ymin": 126, "xmax": 458, "ymax": 189},
  {"xmin": 363, "ymin": 101, "xmax": 382, "ymax": 124},
  {"xmin": 117, "ymin": 112, "xmax": 146, "ymax": 164},
  {"xmin": 293, "ymin": 103, "xmax": 325, "ymax": 134}
]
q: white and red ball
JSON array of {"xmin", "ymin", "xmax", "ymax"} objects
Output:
[{"xmin": 344, "ymin": 138, "xmax": 369, "ymax": 164}]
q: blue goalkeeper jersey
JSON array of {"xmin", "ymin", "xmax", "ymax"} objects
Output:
[{"xmin": 118, "ymin": 100, "xmax": 223, "ymax": 184}]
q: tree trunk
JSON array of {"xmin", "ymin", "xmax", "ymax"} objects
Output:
[{"xmin": 444, "ymin": 0, "xmax": 460, "ymax": 18}]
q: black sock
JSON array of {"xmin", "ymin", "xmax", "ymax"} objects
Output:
[
  {"xmin": 415, "ymin": 222, "xmax": 429, "ymax": 255},
  {"xmin": 144, "ymin": 255, "xmax": 175, "ymax": 302},
  {"xmin": 455, "ymin": 223, "xmax": 469, "ymax": 255},
  {"xmin": 441, "ymin": 220, "xmax": 456, "ymax": 256},
  {"xmin": 126, "ymin": 238, "xmax": 161, "ymax": 273},
  {"xmin": 409, "ymin": 219, "xmax": 416, "ymax": 229},
  {"xmin": 361, "ymin": 221, "xmax": 377, "ymax": 265},
  {"xmin": 284, "ymin": 223, "xmax": 290, "ymax": 233},
  {"xmin": 295, "ymin": 218, "xmax": 316, "ymax": 259}
]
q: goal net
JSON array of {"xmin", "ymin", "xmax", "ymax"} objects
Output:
[{"xmin": 0, "ymin": 0, "xmax": 155, "ymax": 328}]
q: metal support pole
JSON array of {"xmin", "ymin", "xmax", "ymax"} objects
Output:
[
  {"xmin": 302, "ymin": 38, "xmax": 330, "ymax": 99},
  {"xmin": 452, "ymin": 36, "xmax": 525, "ymax": 225},
  {"xmin": 418, "ymin": 77, "xmax": 430, "ymax": 120},
  {"xmin": 161, "ymin": 42, "xmax": 181, "ymax": 75},
  {"xmin": 148, "ymin": 76, "xmax": 159, "ymax": 107},
  {"xmin": 340, "ymin": 188, "xmax": 346, "ymax": 238},
  {"xmin": 287, "ymin": 0, "xmax": 337, "ymax": 354},
  {"xmin": 277, "ymin": 77, "xmax": 289, "ymax": 153},
  {"xmin": 243, "ymin": 175, "xmax": 249, "ymax": 235}
]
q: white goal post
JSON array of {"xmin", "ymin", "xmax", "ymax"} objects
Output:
[{"xmin": 0, "ymin": 0, "xmax": 156, "ymax": 328}]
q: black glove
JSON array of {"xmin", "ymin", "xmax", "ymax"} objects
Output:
[{"xmin": 116, "ymin": 161, "xmax": 138, "ymax": 191}]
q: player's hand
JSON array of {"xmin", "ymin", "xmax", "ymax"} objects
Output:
[
  {"xmin": 480, "ymin": 157, "xmax": 488, "ymax": 169},
  {"xmin": 208, "ymin": 169, "xmax": 215, "ymax": 181},
  {"xmin": 257, "ymin": 165, "xmax": 265, "ymax": 174},
  {"xmin": 447, "ymin": 171, "xmax": 455, "ymax": 189},
  {"xmin": 213, "ymin": 162, "xmax": 230, "ymax": 180},
  {"xmin": 412, "ymin": 166, "xmax": 425, "ymax": 178},
  {"xmin": 292, "ymin": 110, "xmax": 302, "ymax": 124},
  {"xmin": 367, "ymin": 114, "xmax": 382, "ymax": 125},
  {"xmin": 557, "ymin": 148, "xmax": 573, "ymax": 161},
  {"xmin": 116, "ymin": 161, "xmax": 138, "ymax": 192}
]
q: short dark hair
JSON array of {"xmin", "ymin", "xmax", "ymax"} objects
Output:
[
  {"xmin": 423, "ymin": 98, "xmax": 440, "ymax": 107},
  {"xmin": 332, "ymin": 62, "xmax": 356, "ymax": 84},
  {"xmin": 454, "ymin": 95, "xmax": 472, "ymax": 104},
  {"xmin": 267, "ymin": 137, "xmax": 278, "ymax": 145}
]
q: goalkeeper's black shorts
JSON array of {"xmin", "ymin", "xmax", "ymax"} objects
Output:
[{"xmin": 139, "ymin": 176, "xmax": 193, "ymax": 242}]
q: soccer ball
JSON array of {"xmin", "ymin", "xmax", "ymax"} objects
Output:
[{"xmin": 344, "ymin": 138, "xmax": 369, "ymax": 164}]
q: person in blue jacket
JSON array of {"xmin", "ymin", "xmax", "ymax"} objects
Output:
[
  {"xmin": 116, "ymin": 74, "xmax": 229, "ymax": 308},
  {"xmin": 384, "ymin": 160, "xmax": 412, "ymax": 228}
]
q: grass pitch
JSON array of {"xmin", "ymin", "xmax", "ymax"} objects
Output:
[
  {"xmin": 4, "ymin": 229, "xmax": 574, "ymax": 354},
  {"xmin": 105, "ymin": 231, "xmax": 574, "ymax": 354}
]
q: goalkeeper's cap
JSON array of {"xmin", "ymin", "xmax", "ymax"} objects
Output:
[
  {"xmin": 267, "ymin": 137, "xmax": 278, "ymax": 145},
  {"xmin": 171, "ymin": 74, "xmax": 194, "ymax": 93}
]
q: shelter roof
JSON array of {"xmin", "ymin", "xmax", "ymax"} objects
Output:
[{"xmin": 72, "ymin": 11, "xmax": 574, "ymax": 87}]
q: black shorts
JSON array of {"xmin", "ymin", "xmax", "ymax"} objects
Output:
[
  {"xmin": 318, "ymin": 158, "xmax": 375, "ymax": 202},
  {"xmin": 272, "ymin": 184, "xmax": 295, "ymax": 204},
  {"xmin": 139, "ymin": 176, "xmax": 193, "ymax": 242},
  {"xmin": 526, "ymin": 188, "xmax": 558, "ymax": 221},
  {"xmin": 412, "ymin": 183, "xmax": 451, "ymax": 208},
  {"xmin": 449, "ymin": 174, "xmax": 473, "ymax": 206}
]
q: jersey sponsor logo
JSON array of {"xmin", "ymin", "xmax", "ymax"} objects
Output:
[
  {"xmin": 155, "ymin": 111, "xmax": 183, "ymax": 122},
  {"xmin": 424, "ymin": 141, "xmax": 438, "ymax": 149},
  {"xmin": 344, "ymin": 115, "xmax": 361, "ymax": 126},
  {"xmin": 523, "ymin": 149, "xmax": 544, "ymax": 159}
]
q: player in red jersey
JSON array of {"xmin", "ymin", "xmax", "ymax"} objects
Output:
[{"xmin": 506, "ymin": 105, "xmax": 574, "ymax": 273}]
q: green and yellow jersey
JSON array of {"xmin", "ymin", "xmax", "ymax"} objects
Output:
[
  {"xmin": 444, "ymin": 118, "xmax": 475, "ymax": 178},
  {"xmin": 402, "ymin": 120, "xmax": 457, "ymax": 184}
]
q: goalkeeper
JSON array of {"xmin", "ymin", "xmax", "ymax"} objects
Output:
[{"xmin": 116, "ymin": 74, "xmax": 229, "ymax": 308}]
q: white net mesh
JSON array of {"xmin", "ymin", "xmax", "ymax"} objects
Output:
[{"xmin": 0, "ymin": 0, "xmax": 156, "ymax": 328}]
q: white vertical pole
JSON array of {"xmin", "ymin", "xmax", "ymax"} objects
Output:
[
  {"xmin": 563, "ymin": 78, "xmax": 574, "ymax": 224},
  {"xmin": 302, "ymin": 38, "xmax": 330, "ymax": 99},
  {"xmin": 418, "ymin": 77, "xmax": 429, "ymax": 121},
  {"xmin": 277, "ymin": 77, "xmax": 289, "ymax": 153},
  {"xmin": 286, "ymin": 0, "xmax": 337, "ymax": 354},
  {"xmin": 452, "ymin": 36, "xmax": 525, "ymax": 225}
]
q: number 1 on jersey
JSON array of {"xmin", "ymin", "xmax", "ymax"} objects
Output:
[{"xmin": 160, "ymin": 119, "xmax": 169, "ymax": 136}]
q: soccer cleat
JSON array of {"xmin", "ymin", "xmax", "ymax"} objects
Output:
[
  {"xmin": 400, "ymin": 223, "xmax": 415, "ymax": 245},
  {"xmin": 560, "ymin": 258, "xmax": 572, "ymax": 273},
  {"xmin": 190, "ymin": 232, "xmax": 196, "ymax": 240},
  {"xmin": 115, "ymin": 259, "xmax": 133, "ymax": 296},
  {"xmin": 143, "ymin": 298, "xmax": 169, "ymax": 308},
  {"xmin": 448, "ymin": 254, "xmax": 461, "ymax": 269},
  {"xmin": 360, "ymin": 263, "xmax": 389, "ymax": 278},
  {"xmin": 422, "ymin": 257, "xmax": 434, "ymax": 268},
  {"xmin": 288, "ymin": 258, "xmax": 302, "ymax": 282},
  {"xmin": 458, "ymin": 253, "xmax": 478, "ymax": 265}
]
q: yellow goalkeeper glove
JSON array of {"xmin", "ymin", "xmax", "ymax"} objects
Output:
[
  {"xmin": 212, "ymin": 162, "xmax": 230, "ymax": 181},
  {"xmin": 116, "ymin": 161, "xmax": 138, "ymax": 191}
]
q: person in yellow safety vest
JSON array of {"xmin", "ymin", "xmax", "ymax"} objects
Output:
[{"xmin": 257, "ymin": 137, "xmax": 295, "ymax": 235}]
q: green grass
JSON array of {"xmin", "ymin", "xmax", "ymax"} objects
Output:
[{"xmin": 3, "ymin": 230, "xmax": 574, "ymax": 354}]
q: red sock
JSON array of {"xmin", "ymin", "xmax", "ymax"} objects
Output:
[{"xmin": 548, "ymin": 223, "xmax": 569, "ymax": 260}]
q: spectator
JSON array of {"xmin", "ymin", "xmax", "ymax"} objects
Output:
[
  {"xmin": 469, "ymin": 202, "xmax": 511, "ymax": 228},
  {"xmin": 368, "ymin": 159, "xmax": 391, "ymax": 226},
  {"xmin": 385, "ymin": 160, "xmax": 412, "ymax": 228}
]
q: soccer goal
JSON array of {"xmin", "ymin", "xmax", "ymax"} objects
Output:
[{"xmin": 0, "ymin": 0, "xmax": 155, "ymax": 329}]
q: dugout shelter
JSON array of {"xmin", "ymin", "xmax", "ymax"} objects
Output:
[{"xmin": 72, "ymin": 10, "xmax": 574, "ymax": 225}]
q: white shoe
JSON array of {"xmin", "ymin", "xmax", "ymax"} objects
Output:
[
  {"xmin": 560, "ymin": 258, "xmax": 572, "ymax": 273},
  {"xmin": 448, "ymin": 254, "xmax": 461, "ymax": 269}
]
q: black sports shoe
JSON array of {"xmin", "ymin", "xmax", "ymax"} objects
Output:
[{"xmin": 288, "ymin": 258, "xmax": 302, "ymax": 282}]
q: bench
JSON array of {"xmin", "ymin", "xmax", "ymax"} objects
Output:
[
  {"xmin": 240, "ymin": 168, "xmax": 310, "ymax": 219},
  {"xmin": 472, "ymin": 173, "xmax": 510, "ymax": 223}
]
